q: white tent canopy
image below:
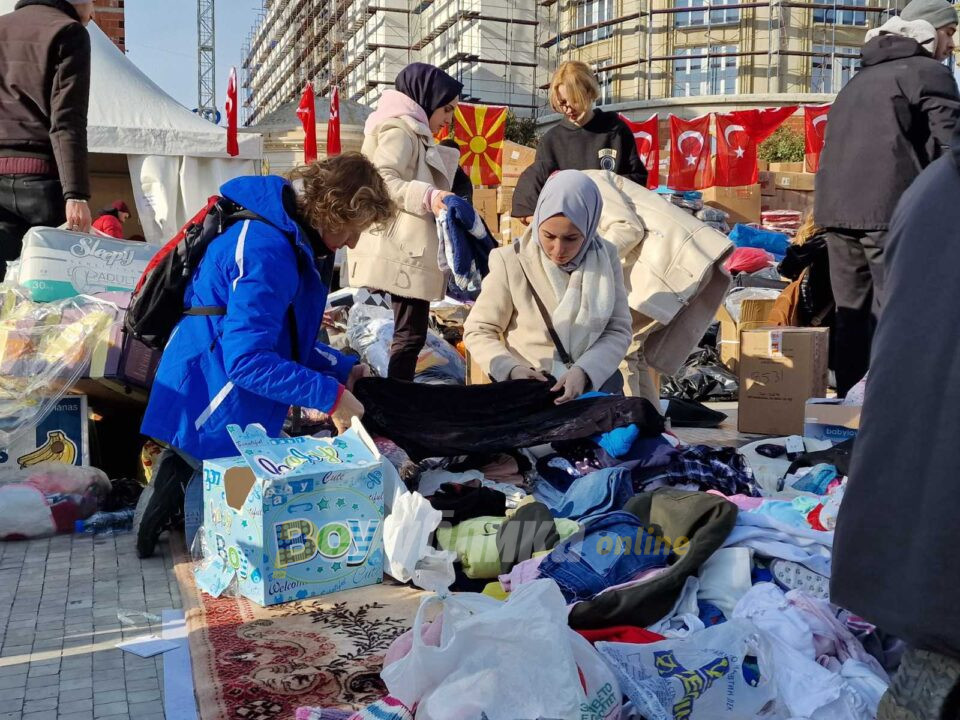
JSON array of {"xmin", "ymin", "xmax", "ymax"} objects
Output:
[{"xmin": 0, "ymin": 4, "xmax": 262, "ymax": 242}]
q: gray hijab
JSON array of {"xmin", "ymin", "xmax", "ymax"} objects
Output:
[{"xmin": 532, "ymin": 170, "xmax": 603, "ymax": 272}]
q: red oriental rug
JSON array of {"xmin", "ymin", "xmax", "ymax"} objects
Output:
[{"xmin": 172, "ymin": 537, "xmax": 425, "ymax": 720}]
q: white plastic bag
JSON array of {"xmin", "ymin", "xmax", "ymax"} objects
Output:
[
  {"xmin": 382, "ymin": 490, "xmax": 455, "ymax": 591},
  {"xmin": 382, "ymin": 580, "xmax": 605, "ymax": 720},
  {"xmin": 597, "ymin": 619, "xmax": 777, "ymax": 720}
]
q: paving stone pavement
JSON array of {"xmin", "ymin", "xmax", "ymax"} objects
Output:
[{"xmin": 0, "ymin": 532, "xmax": 182, "ymax": 720}]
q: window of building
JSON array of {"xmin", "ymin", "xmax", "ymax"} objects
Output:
[
  {"xmin": 575, "ymin": 0, "xmax": 615, "ymax": 47},
  {"xmin": 595, "ymin": 59, "xmax": 614, "ymax": 104},
  {"xmin": 675, "ymin": 0, "xmax": 740, "ymax": 28},
  {"xmin": 813, "ymin": 0, "xmax": 867, "ymax": 26},
  {"xmin": 672, "ymin": 45, "xmax": 737, "ymax": 96},
  {"xmin": 811, "ymin": 43, "xmax": 861, "ymax": 92}
]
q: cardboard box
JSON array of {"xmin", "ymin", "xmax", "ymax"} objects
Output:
[
  {"xmin": 0, "ymin": 394, "xmax": 89, "ymax": 469},
  {"xmin": 18, "ymin": 228, "xmax": 157, "ymax": 302},
  {"xmin": 773, "ymin": 171, "xmax": 816, "ymax": 192},
  {"xmin": 716, "ymin": 298, "xmax": 776, "ymax": 374},
  {"xmin": 497, "ymin": 185, "xmax": 515, "ymax": 215},
  {"xmin": 768, "ymin": 162, "xmax": 805, "ymax": 173},
  {"xmin": 762, "ymin": 188, "xmax": 814, "ymax": 214},
  {"xmin": 501, "ymin": 141, "xmax": 536, "ymax": 187},
  {"xmin": 195, "ymin": 422, "xmax": 385, "ymax": 606},
  {"xmin": 702, "ymin": 185, "xmax": 761, "ymax": 225},
  {"xmin": 758, "ymin": 171, "xmax": 776, "ymax": 197},
  {"xmin": 472, "ymin": 188, "xmax": 498, "ymax": 233},
  {"xmin": 804, "ymin": 399, "xmax": 860, "ymax": 443},
  {"xmin": 738, "ymin": 327, "xmax": 830, "ymax": 436}
]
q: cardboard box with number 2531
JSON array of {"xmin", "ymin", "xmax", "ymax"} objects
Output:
[{"xmin": 195, "ymin": 421, "xmax": 385, "ymax": 606}]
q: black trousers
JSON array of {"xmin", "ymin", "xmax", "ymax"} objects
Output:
[
  {"xmin": 824, "ymin": 228, "xmax": 886, "ymax": 398},
  {"xmin": 388, "ymin": 294, "xmax": 431, "ymax": 381},
  {"xmin": 0, "ymin": 174, "xmax": 66, "ymax": 281}
]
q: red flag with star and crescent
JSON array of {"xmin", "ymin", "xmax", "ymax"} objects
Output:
[
  {"xmin": 327, "ymin": 86, "xmax": 342, "ymax": 156},
  {"xmin": 619, "ymin": 113, "xmax": 659, "ymax": 189},
  {"xmin": 225, "ymin": 67, "xmax": 239, "ymax": 157},
  {"xmin": 668, "ymin": 114, "xmax": 713, "ymax": 191},
  {"xmin": 715, "ymin": 108, "xmax": 797, "ymax": 187},
  {"xmin": 804, "ymin": 103, "xmax": 831, "ymax": 173},
  {"xmin": 297, "ymin": 83, "xmax": 318, "ymax": 164},
  {"xmin": 451, "ymin": 103, "xmax": 507, "ymax": 186}
]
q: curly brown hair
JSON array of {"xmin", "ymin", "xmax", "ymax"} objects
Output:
[{"xmin": 287, "ymin": 153, "xmax": 397, "ymax": 235}]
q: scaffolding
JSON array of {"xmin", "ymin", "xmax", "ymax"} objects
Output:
[
  {"xmin": 197, "ymin": 0, "xmax": 217, "ymax": 121},
  {"xmin": 541, "ymin": 0, "xmax": 904, "ymax": 109}
]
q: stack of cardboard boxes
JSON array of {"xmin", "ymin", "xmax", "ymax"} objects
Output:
[{"xmin": 759, "ymin": 162, "xmax": 816, "ymax": 216}]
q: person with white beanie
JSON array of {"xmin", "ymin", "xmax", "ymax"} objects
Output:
[
  {"xmin": 814, "ymin": 0, "xmax": 959, "ymax": 398},
  {"xmin": 0, "ymin": 0, "xmax": 95, "ymax": 281}
]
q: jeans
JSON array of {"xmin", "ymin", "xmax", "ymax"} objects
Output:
[
  {"xmin": 538, "ymin": 511, "xmax": 671, "ymax": 602},
  {"xmin": 536, "ymin": 467, "xmax": 633, "ymax": 525},
  {"xmin": 173, "ymin": 448, "xmax": 203, "ymax": 552},
  {"xmin": 0, "ymin": 174, "xmax": 65, "ymax": 281},
  {"xmin": 825, "ymin": 228, "xmax": 886, "ymax": 397},
  {"xmin": 389, "ymin": 294, "xmax": 430, "ymax": 381}
]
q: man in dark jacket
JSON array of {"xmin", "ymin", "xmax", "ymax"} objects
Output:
[
  {"xmin": 814, "ymin": 0, "xmax": 959, "ymax": 397},
  {"xmin": 831, "ymin": 135, "xmax": 960, "ymax": 720},
  {"xmin": 0, "ymin": 0, "xmax": 95, "ymax": 281}
]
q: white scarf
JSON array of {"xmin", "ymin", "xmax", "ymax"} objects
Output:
[{"xmin": 538, "ymin": 238, "xmax": 615, "ymax": 378}]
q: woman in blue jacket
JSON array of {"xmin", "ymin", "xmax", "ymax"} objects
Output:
[{"xmin": 136, "ymin": 153, "xmax": 397, "ymax": 558}]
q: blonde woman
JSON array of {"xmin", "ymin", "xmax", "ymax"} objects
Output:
[
  {"xmin": 347, "ymin": 63, "xmax": 463, "ymax": 381},
  {"xmin": 137, "ymin": 153, "xmax": 397, "ymax": 557},
  {"xmin": 512, "ymin": 61, "xmax": 648, "ymax": 220},
  {"xmin": 465, "ymin": 170, "xmax": 631, "ymax": 402}
]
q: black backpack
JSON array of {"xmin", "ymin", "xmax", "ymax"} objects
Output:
[{"xmin": 125, "ymin": 196, "xmax": 272, "ymax": 351}]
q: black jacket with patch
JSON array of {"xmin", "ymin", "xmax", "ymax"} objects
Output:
[
  {"xmin": 512, "ymin": 109, "xmax": 648, "ymax": 217},
  {"xmin": 814, "ymin": 35, "xmax": 960, "ymax": 231}
]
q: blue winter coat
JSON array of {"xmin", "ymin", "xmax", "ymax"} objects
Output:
[{"xmin": 141, "ymin": 175, "xmax": 357, "ymax": 461}]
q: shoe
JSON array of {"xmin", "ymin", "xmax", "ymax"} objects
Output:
[
  {"xmin": 664, "ymin": 398, "xmax": 728, "ymax": 428},
  {"xmin": 135, "ymin": 450, "xmax": 191, "ymax": 559},
  {"xmin": 878, "ymin": 648, "xmax": 960, "ymax": 720},
  {"xmin": 770, "ymin": 559, "xmax": 829, "ymax": 599}
]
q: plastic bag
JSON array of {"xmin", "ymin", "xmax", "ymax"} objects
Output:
[
  {"xmin": 661, "ymin": 346, "xmax": 739, "ymax": 402},
  {"xmin": 0, "ymin": 463, "xmax": 110, "ymax": 539},
  {"xmin": 382, "ymin": 579, "xmax": 619, "ymax": 720},
  {"xmin": 382, "ymin": 490, "xmax": 455, "ymax": 590},
  {"xmin": 0, "ymin": 288, "xmax": 117, "ymax": 446},
  {"xmin": 346, "ymin": 303, "xmax": 465, "ymax": 385},
  {"xmin": 723, "ymin": 286, "xmax": 783, "ymax": 323},
  {"xmin": 729, "ymin": 224, "xmax": 791, "ymax": 257},
  {"xmin": 597, "ymin": 619, "xmax": 777, "ymax": 720}
]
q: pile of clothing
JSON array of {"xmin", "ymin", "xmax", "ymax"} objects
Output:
[{"xmin": 299, "ymin": 422, "xmax": 895, "ymax": 720}]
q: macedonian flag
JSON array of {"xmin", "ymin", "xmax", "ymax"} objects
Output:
[{"xmin": 451, "ymin": 103, "xmax": 508, "ymax": 186}]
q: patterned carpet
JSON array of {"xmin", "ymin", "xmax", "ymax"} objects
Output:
[{"xmin": 172, "ymin": 537, "xmax": 425, "ymax": 720}]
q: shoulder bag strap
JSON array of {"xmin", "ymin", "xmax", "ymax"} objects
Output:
[{"xmin": 513, "ymin": 242, "xmax": 573, "ymax": 368}]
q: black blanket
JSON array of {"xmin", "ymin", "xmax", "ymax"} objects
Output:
[{"xmin": 352, "ymin": 378, "xmax": 664, "ymax": 461}]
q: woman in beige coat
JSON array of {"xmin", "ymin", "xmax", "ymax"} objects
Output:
[
  {"xmin": 347, "ymin": 63, "xmax": 463, "ymax": 380},
  {"xmin": 464, "ymin": 170, "xmax": 632, "ymax": 402}
]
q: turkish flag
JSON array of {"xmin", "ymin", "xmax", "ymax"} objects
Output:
[
  {"xmin": 668, "ymin": 114, "xmax": 713, "ymax": 191},
  {"xmin": 753, "ymin": 106, "xmax": 797, "ymax": 142},
  {"xmin": 297, "ymin": 83, "xmax": 318, "ymax": 164},
  {"xmin": 715, "ymin": 111, "xmax": 760, "ymax": 187},
  {"xmin": 225, "ymin": 67, "xmax": 239, "ymax": 157},
  {"xmin": 620, "ymin": 113, "xmax": 659, "ymax": 189},
  {"xmin": 327, "ymin": 86, "xmax": 342, "ymax": 157},
  {"xmin": 804, "ymin": 104, "xmax": 831, "ymax": 173}
]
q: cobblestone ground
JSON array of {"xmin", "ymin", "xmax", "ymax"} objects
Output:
[{"xmin": 0, "ymin": 533, "xmax": 181, "ymax": 720}]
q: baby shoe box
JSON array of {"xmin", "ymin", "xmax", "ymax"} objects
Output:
[{"xmin": 195, "ymin": 421, "xmax": 385, "ymax": 606}]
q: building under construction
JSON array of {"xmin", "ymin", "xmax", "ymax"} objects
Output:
[
  {"xmin": 540, "ymin": 0, "xmax": 907, "ymax": 106},
  {"xmin": 243, "ymin": 0, "xmax": 913, "ymax": 124},
  {"xmin": 242, "ymin": 0, "xmax": 545, "ymax": 126}
]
